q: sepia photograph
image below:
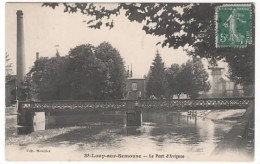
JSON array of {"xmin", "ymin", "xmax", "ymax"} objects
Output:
[{"xmin": 5, "ymin": 2, "xmax": 255, "ymax": 161}]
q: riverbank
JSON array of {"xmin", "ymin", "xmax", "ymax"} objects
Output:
[
  {"xmin": 205, "ymin": 109, "xmax": 246, "ymax": 121},
  {"xmin": 5, "ymin": 106, "xmax": 253, "ymax": 161},
  {"xmin": 6, "ymin": 126, "xmax": 81, "ymax": 145},
  {"xmin": 213, "ymin": 100, "xmax": 254, "ymax": 160}
]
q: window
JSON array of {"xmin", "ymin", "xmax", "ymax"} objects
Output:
[
  {"xmin": 132, "ymin": 83, "xmax": 137, "ymax": 91},
  {"xmin": 138, "ymin": 91, "xmax": 141, "ymax": 97}
]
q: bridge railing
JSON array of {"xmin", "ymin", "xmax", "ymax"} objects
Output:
[
  {"xmin": 18, "ymin": 97, "xmax": 254, "ymax": 112},
  {"xmin": 137, "ymin": 97, "xmax": 253, "ymax": 109},
  {"xmin": 18, "ymin": 99, "xmax": 131, "ymax": 112}
]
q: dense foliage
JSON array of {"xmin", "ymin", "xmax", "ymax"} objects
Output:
[
  {"xmin": 24, "ymin": 42, "xmax": 126, "ymax": 100},
  {"xmin": 165, "ymin": 57, "xmax": 210, "ymax": 99},
  {"xmin": 179, "ymin": 57, "xmax": 210, "ymax": 98},
  {"xmin": 165, "ymin": 64, "xmax": 182, "ymax": 98},
  {"xmin": 5, "ymin": 52, "xmax": 14, "ymax": 81},
  {"xmin": 146, "ymin": 51, "xmax": 166, "ymax": 98},
  {"xmin": 43, "ymin": 3, "xmax": 255, "ymax": 85},
  {"xmin": 147, "ymin": 51, "xmax": 210, "ymax": 99}
]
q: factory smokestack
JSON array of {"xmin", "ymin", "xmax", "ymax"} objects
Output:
[
  {"xmin": 16, "ymin": 10, "xmax": 26, "ymax": 83},
  {"xmin": 36, "ymin": 52, "xmax": 39, "ymax": 60}
]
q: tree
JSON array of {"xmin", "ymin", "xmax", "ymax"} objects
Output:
[
  {"xmin": 18, "ymin": 74, "xmax": 34, "ymax": 101},
  {"xmin": 243, "ymin": 84, "xmax": 254, "ymax": 97},
  {"xmin": 146, "ymin": 51, "xmax": 166, "ymax": 98},
  {"xmin": 24, "ymin": 57, "xmax": 49, "ymax": 100},
  {"xmin": 95, "ymin": 42, "xmax": 126, "ymax": 99},
  {"xmin": 226, "ymin": 45, "xmax": 255, "ymax": 85},
  {"xmin": 26, "ymin": 42, "xmax": 126, "ymax": 100},
  {"xmin": 27, "ymin": 56, "xmax": 69, "ymax": 100},
  {"xmin": 179, "ymin": 57, "xmax": 210, "ymax": 99},
  {"xmin": 67, "ymin": 44, "xmax": 108, "ymax": 100},
  {"xmin": 5, "ymin": 52, "xmax": 14, "ymax": 81},
  {"xmin": 165, "ymin": 64, "xmax": 182, "ymax": 99},
  {"xmin": 43, "ymin": 3, "xmax": 255, "ymax": 85},
  {"xmin": 67, "ymin": 43, "xmax": 126, "ymax": 100},
  {"xmin": 233, "ymin": 84, "xmax": 240, "ymax": 97}
]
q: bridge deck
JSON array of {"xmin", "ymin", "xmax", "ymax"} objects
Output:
[{"xmin": 18, "ymin": 97, "xmax": 254, "ymax": 112}]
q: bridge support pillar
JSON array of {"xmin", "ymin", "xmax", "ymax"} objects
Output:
[
  {"xmin": 126, "ymin": 107, "xmax": 142, "ymax": 126},
  {"xmin": 17, "ymin": 110, "xmax": 34, "ymax": 127},
  {"xmin": 17, "ymin": 111, "xmax": 45, "ymax": 131}
]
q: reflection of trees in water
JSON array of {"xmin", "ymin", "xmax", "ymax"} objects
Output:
[
  {"xmin": 29, "ymin": 111, "xmax": 237, "ymax": 154},
  {"xmin": 142, "ymin": 111, "xmax": 168, "ymax": 125},
  {"xmin": 143, "ymin": 112, "xmax": 203, "ymax": 146},
  {"xmin": 197, "ymin": 118, "xmax": 215, "ymax": 141},
  {"xmin": 46, "ymin": 112, "xmax": 126, "ymax": 127},
  {"xmin": 40, "ymin": 125, "xmax": 124, "ymax": 150},
  {"xmin": 150, "ymin": 126, "xmax": 202, "ymax": 146},
  {"xmin": 142, "ymin": 111, "xmax": 234, "ymax": 148},
  {"xmin": 125, "ymin": 127, "xmax": 142, "ymax": 136},
  {"xmin": 17, "ymin": 126, "xmax": 33, "ymax": 135}
]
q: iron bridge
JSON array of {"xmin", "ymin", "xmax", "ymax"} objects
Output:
[{"xmin": 18, "ymin": 97, "xmax": 254, "ymax": 112}]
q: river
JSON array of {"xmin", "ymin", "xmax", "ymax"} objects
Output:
[{"xmin": 5, "ymin": 110, "xmax": 252, "ymax": 161}]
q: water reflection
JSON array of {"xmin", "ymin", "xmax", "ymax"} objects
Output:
[
  {"xmin": 12, "ymin": 110, "xmax": 237, "ymax": 156},
  {"xmin": 17, "ymin": 126, "xmax": 34, "ymax": 134},
  {"xmin": 125, "ymin": 127, "xmax": 142, "ymax": 136},
  {"xmin": 17, "ymin": 110, "xmax": 235, "ymax": 156}
]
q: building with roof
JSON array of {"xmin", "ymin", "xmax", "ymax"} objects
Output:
[
  {"xmin": 204, "ymin": 67, "xmax": 244, "ymax": 98},
  {"xmin": 126, "ymin": 77, "xmax": 146, "ymax": 100},
  {"xmin": 125, "ymin": 65, "xmax": 146, "ymax": 100}
]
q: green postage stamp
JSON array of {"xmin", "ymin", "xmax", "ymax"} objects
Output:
[{"xmin": 216, "ymin": 4, "xmax": 252, "ymax": 47}]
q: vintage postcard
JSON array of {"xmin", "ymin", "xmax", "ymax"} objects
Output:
[{"xmin": 5, "ymin": 2, "xmax": 255, "ymax": 162}]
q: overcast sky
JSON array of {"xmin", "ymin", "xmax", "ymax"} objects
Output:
[{"xmin": 6, "ymin": 3, "xmax": 227, "ymax": 78}]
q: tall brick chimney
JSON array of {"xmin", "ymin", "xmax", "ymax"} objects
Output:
[
  {"xmin": 36, "ymin": 52, "xmax": 39, "ymax": 60},
  {"xmin": 16, "ymin": 10, "xmax": 26, "ymax": 83}
]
